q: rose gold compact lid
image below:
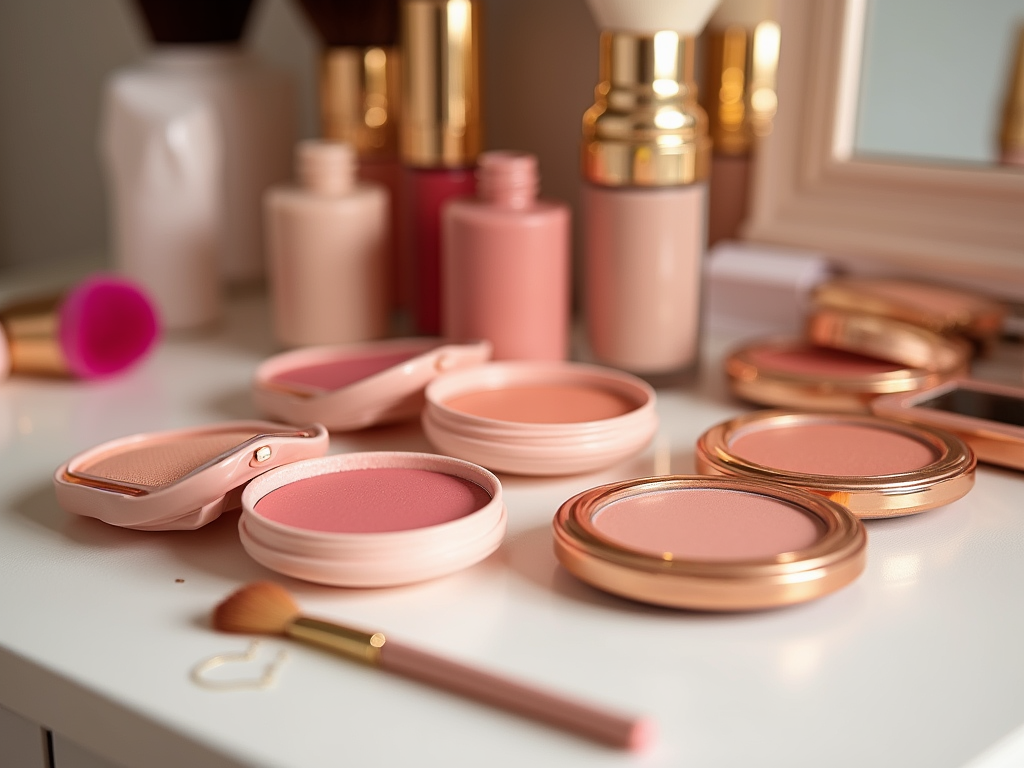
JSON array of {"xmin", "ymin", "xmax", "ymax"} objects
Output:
[
  {"xmin": 553, "ymin": 475, "xmax": 866, "ymax": 611},
  {"xmin": 725, "ymin": 337, "xmax": 959, "ymax": 413},
  {"xmin": 53, "ymin": 421, "xmax": 330, "ymax": 531},
  {"xmin": 696, "ymin": 410, "xmax": 975, "ymax": 518},
  {"xmin": 253, "ymin": 338, "xmax": 491, "ymax": 431},
  {"xmin": 807, "ymin": 307, "xmax": 972, "ymax": 373},
  {"xmin": 812, "ymin": 277, "xmax": 1007, "ymax": 347}
]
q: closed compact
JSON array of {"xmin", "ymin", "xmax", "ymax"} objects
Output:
[
  {"xmin": 696, "ymin": 410, "xmax": 975, "ymax": 518},
  {"xmin": 553, "ymin": 476, "xmax": 866, "ymax": 611},
  {"xmin": 422, "ymin": 361, "xmax": 657, "ymax": 475},
  {"xmin": 54, "ymin": 421, "xmax": 330, "ymax": 530},
  {"xmin": 239, "ymin": 452, "xmax": 506, "ymax": 587},
  {"xmin": 252, "ymin": 339, "xmax": 491, "ymax": 431}
]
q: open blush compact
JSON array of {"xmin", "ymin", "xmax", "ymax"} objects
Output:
[
  {"xmin": 252, "ymin": 338, "xmax": 491, "ymax": 431},
  {"xmin": 238, "ymin": 452, "xmax": 506, "ymax": 587},
  {"xmin": 553, "ymin": 476, "xmax": 867, "ymax": 611},
  {"xmin": 54, "ymin": 421, "xmax": 330, "ymax": 530},
  {"xmin": 421, "ymin": 361, "xmax": 657, "ymax": 476},
  {"xmin": 696, "ymin": 410, "xmax": 976, "ymax": 518}
]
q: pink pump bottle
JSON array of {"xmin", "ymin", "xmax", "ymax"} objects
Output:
[
  {"xmin": 442, "ymin": 152, "xmax": 571, "ymax": 361},
  {"xmin": 264, "ymin": 140, "xmax": 389, "ymax": 348}
]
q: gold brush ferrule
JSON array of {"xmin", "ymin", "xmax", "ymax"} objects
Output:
[
  {"xmin": 321, "ymin": 45, "xmax": 400, "ymax": 159},
  {"xmin": 1000, "ymin": 25, "xmax": 1024, "ymax": 156},
  {"xmin": 400, "ymin": 0, "xmax": 482, "ymax": 168},
  {"xmin": 0, "ymin": 295, "xmax": 70, "ymax": 376},
  {"xmin": 702, "ymin": 20, "xmax": 780, "ymax": 157},
  {"xmin": 287, "ymin": 617, "xmax": 386, "ymax": 666},
  {"xmin": 582, "ymin": 31, "xmax": 711, "ymax": 187}
]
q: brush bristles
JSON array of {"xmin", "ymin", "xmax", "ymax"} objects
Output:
[{"xmin": 212, "ymin": 582, "xmax": 302, "ymax": 636}]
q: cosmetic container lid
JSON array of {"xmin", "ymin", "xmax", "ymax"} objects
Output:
[
  {"xmin": 53, "ymin": 421, "xmax": 330, "ymax": 531},
  {"xmin": 239, "ymin": 452, "xmax": 506, "ymax": 587},
  {"xmin": 695, "ymin": 410, "xmax": 975, "ymax": 518},
  {"xmin": 422, "ymin": 361, "xmax": 658, "ymax": 476},
  {"xmin": 253, "ymin": 338, "xmax": 491, "ymax": 431},
  {"xmin": 807, "ymin": 307, "xmax": 972, "ymax": 373},
  {"xmin": 812, "ymin": 277, "xmax": 1007, "ymax": 348},
  {"xmin": 725, "ymin": 336, "xmax": 963, "ymax": 413},
  {"xmin": 400, "ymin": 0, "xmax": 482, "ymax": 168},
  {"xmin": 553, "ymin": 475, "xmax": 866, "ymax": 611},
  {"xmin": 871, "ymin": 377, "xmax": 1024, "ymax": 472}
]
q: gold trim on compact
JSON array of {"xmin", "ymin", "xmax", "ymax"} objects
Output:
[
  {"xmin": 553, "ymin": 475, "xmax": 866, "ymax": 611},
  {"xmin": 696, "ymin": 410, "xmax": 976, "ymax": 518}
]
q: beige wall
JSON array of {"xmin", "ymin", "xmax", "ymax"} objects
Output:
[{"xmin": 0, "ymin": 0, "xmax": 600, "ymax": 271}]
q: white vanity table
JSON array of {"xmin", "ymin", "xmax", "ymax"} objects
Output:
[{"xmin": 2, "ymin": 269, "xmax": 1024, "ymax": 768}]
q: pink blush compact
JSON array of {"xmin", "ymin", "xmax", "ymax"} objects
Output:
[
  {"xmin": 423, "ymin": 361, "xmax": 657, "ymax": 476},
  {"xmin": 553, "ymin": 476, "xmax": 866, "ymax": 611},
  {"xmin": 239, "ymin": 452, "xmax": 506, "ymax": 587}
]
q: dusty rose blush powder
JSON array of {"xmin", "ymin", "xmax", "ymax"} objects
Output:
[
  {"xmin": 592, "ymin": 487, "xmax": 822, "ymax": 561},
  {"xmin": 745, "ymin": 344, "xmax": 904, "ymax": 377},
  {"xmin": 444, "ymin": 384, "xmax": 636, "ymax": 423},
  {"xmin": 268, "ymin": 349, "xmax": 420, "ymax": 391},
  {"xmin": 728, "ymin": 422, "xmax": 937, "ymax": 476}
]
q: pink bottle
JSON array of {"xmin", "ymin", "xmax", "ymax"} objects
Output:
[
  {"xmin": 400, "ymin": 0, "xmax": 483, "ymax": 335},
  {"xmin": 264, "ymin": 141, "xmax": 389, "ymax": 348},
  {"xmin": 442, "ymin": 152, "xmax": 571, "ymax": 361}
]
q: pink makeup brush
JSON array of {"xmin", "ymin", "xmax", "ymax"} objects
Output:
[
  {"xmin": 212, "ymin": 582, "xmax": 655, "ymax": 750},
  {"xmin": 0, "ymin": 274, "xmax": 159, "ymax": 380}
]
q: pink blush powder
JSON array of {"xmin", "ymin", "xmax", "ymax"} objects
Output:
[
  {"xmin": 592, "ymin": 488, "xmax": 822, "ymax": 561},
  {"xmin": 747, "ymin": 345, "xmax": 904, "ymax": 377},
  {"xmin": 254, "ymin": 468, "xmax": 491, "ymax": 533},
  {"xmin": 729, "ymin": 423, "xmax": 936, "ymax": 476},
  {"xmin": 269, "ymin": 349, "xmax": 420, "ymax": 391},
  {"xmin": 444, "ymin": 384, "xmax": 635, "ymax": 423}
]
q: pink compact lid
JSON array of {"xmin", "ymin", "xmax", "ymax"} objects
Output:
[
  {"xmin": 253, "ymin": 338, "xmax": 491, "ymax": 431},
  {"xmin": 58, "ymin": 275, "xmax": 160, "ymax": 379}
]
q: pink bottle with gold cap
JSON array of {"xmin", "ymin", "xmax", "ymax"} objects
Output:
[{"xmin": 442, "ymin": 151, "xmax": 570, "ymax": 360}]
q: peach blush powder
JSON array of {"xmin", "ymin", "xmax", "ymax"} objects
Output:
[
  {"xmin": 444, "ymin": 384, "xmax": 635, "ymax": 423},
  {"xmin": 745, "ymin": 345, "xmax": 904, "ymax": 377},
  {"xmin": 729, "ymin": 422, "xmax": 937, "ymax": 476},
  {"xmin": 592, "ymin": 488, "xmax": 822, "ymax": 561},
  {"xmin": 253, "ymin": 467, "xmax": 492, "ymax": 533},
  {"xmin": 268, "ymin": 349, "xmax": 420, "ymax": 391}
]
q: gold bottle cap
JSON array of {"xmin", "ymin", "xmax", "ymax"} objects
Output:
[
  {"xmin": 702, "ymin": 20, "xmax": 780, "ymax": 156},
  {"xmin": 582, "ymin": 30, "xmax": 710, "ymax": 187},
  {"xmin": 1000, "ymin": 25, "xmax": 1024, "ymax": 158},
  {"xmin": 321, "ymin": 46, "xmax": 400, "ymax": 159},
  {"xmin": 400, "ymin": 0, "xmax": 482, "ymax": 168}
]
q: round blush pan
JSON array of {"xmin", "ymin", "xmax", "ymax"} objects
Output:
[
  {"xmin": 725, "ymin": 338, "xmax": 958, "ymax": 413},
  {"xmin": 252, "ymin": 339, "xmax": 491, "ymax": 431},
  {"xmin": 422, "ymin": 361, "xmax": 657, "ymax": 476},
  {"xmin": 239, "ymin": 452, "xmax": 506, "ymax": 587},
  {"xmin": 553, "ymin": 476, "xmax": 866, "ymax": 611},
  {"xmin": 696, "ymin": 410, "xmax": 976, "ymax": 518}
]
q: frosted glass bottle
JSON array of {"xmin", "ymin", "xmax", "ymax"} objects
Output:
[
  {"xmin": 265, "ymin": 141, "xmax": 389, "ymax": 348},
  {"xmin": 442, "ymin": 152, "xmax": 571, "ymax": 360}
]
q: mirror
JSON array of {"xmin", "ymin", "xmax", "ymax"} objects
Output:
[{"xmin": 744, "ymin": 0, "xmax": 1024, "ymax": 299}]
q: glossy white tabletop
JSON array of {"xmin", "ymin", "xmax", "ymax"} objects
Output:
[{"xmin": 2, "ymin": 270, "xmax": 1024, "ymax": 768}]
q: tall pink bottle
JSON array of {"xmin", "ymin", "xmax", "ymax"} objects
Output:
[
  {"xmin": 582, "ymin": 27, "xmax": 713, "ymax": 386},
  {"xmin": 400, "ymin": 0, "xmax": 483, "ymax": 335},
  {"xmin": 442, "ymin": 152, "xmax": 571, "ymax": 360},
  {"xmin": 264, "ymin": 140, "xmax": 389, "ymax": 348}
]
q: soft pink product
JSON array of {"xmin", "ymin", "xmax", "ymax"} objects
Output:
[
  {"xmin": 239, "ymin": 452, "xmax": 506, "ymax": 587},
  {"xmin": 423, "ymin": 361, "xmax": 657, "ymax": 476},
  {"xmin": 265, "ymin": 141, "xmax": 389, "ymax": 348},
  {"xmin": 252, "ymin": 338, "xmax": 491, "ymax": 431},
  {"xmin": 0, "ymin": 275, "xmax": 159, "ymax": 380},
  {"xmin": 442, "ymin": 152, "xmax": 570, "ymax": 360}
]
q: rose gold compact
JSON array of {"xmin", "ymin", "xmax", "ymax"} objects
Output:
[
  {"xmin": 54, "ymin": 421, "xmax": 330, "ymax": 531},
  {"xmin": 553, "ymin": 476, "xmax": 866, "ymax": 611},
  {"xmin": 812, "ymin": 277, "xmax": 1007, "ymax": 349},
  {"xmin": 696, "ymin": 410, "xmax": 976, "ymax": 518},
  {"xmin": 725, "ymin": 337, "xmax": 961, "ymax": 413},
  {"xmin": 872, "ymin": 378, "xmax": 1024, "ymax": 472}
]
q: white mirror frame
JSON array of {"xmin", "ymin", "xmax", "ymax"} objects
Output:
[{"xmin": 744, "ymin": 0, "xmax": 1024, "ymax": 298}]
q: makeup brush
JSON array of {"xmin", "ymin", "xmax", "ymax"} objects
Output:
[{"xmin": 212, "ymin": 582, "xmax": 654, "ymax": 750}]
